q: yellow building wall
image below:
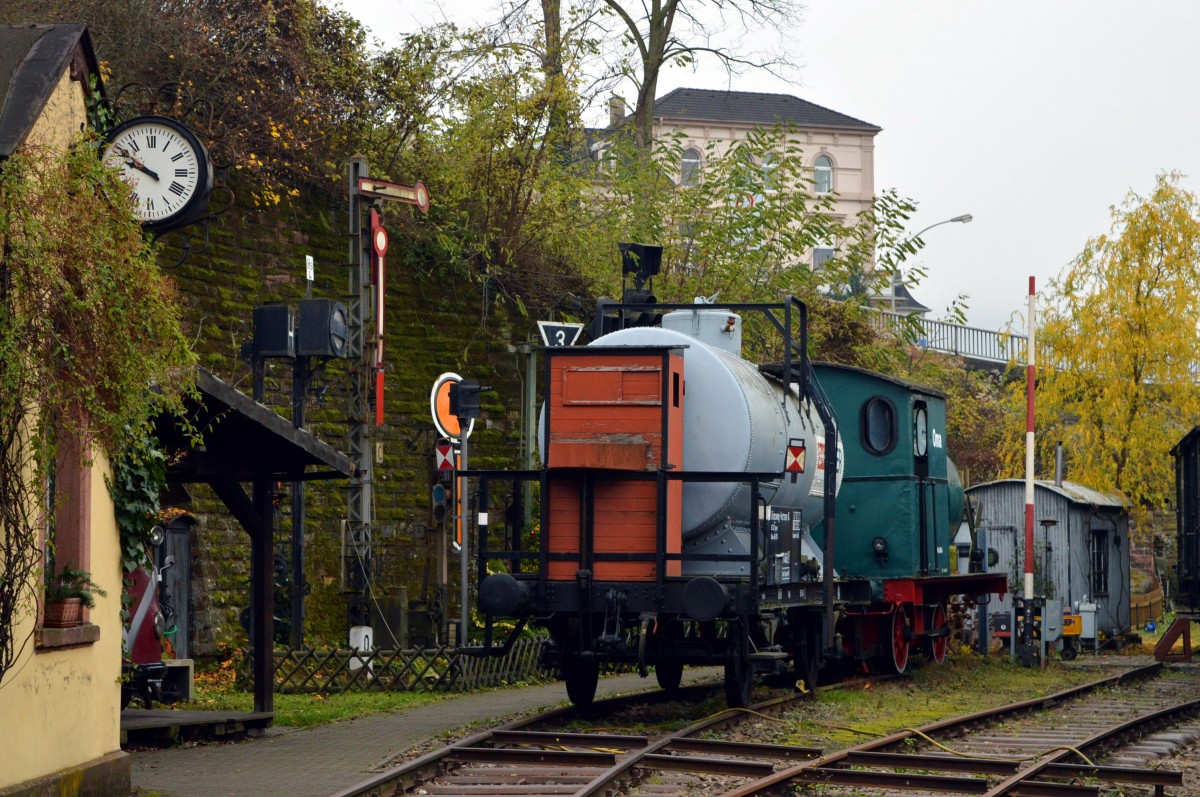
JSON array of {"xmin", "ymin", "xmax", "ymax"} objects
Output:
[
  {"xmin": 24, "ymin": 66, "xmax": 90, "ymax": 154},
  {"xmin": 0, "ymin": 455, "xmax": 124, "ymax": 790},
  {"xmin": 0, "ymin": 61, "xmax": 126, "ymax": 791}
]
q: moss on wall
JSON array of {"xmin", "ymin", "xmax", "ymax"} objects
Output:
[{"xmin": 161, "ymin": 185, "xmax": 528, "ymax": 655}]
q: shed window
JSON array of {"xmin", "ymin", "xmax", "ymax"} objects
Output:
[
  {"xmin": 861, "ymin": 396, "xmax": 896, "ymax": 455},
  {"xmin": 1089, "ymin": 528, "xmax": 1110, "ymax": 596}
]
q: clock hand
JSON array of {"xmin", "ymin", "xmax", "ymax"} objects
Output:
[
  {"xmin": 125, "ymin": 160, "xmax": 160, "ymax": 181},
  {"xmin": 112, "ymin": 145, "xmax": 160, "ymax": 180}
]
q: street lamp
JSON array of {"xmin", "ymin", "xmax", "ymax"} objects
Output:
[{"xmin": 891, "ymin": 213, "xmax": 973, "ymax": 312}]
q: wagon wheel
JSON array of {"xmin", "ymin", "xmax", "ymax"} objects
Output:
[
  {"xmin": 925, "ymin": 603, "xmax": 949, "ymax": 665},
  {"xmin": 724, "ymin": 653, "xmax": 753, "ymax": 708},
  {"xmin": 888, "ymin": 607, "xmax": 911, "ymax": 675},
  {"xmin": 794, "ymin": 625, "xmax": 821, "ymax": 695},
  {"xmin": 655, "ymin": 660, "xmax": 684, "ymax": 692},
  {"xmin": 562, "ymin": 656, "xmax": 599, "ymax": 707},
  {"xmin": 653, "ymin": 617, "xmax": 684, "ymax": 693},
  {"xmin": 724, "ymin": 621, "xmax": 754, "ymax": 708}
]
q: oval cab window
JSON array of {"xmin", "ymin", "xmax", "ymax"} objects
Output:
[{"xmin": 862, "ymin": 397, "xmax": 896, "ymax": 455}]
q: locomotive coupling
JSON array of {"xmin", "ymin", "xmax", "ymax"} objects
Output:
[
  {"xmin": 683, "ymin": 576, "xmax": 729, "ymax": 622},
  {"xmin": 478, "ymin": 573, "xmax": 529, "ymax": 617}
]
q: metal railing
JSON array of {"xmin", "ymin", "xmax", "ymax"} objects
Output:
[{"xmin": 866, "ymin": 308, "xmax": 1027, "ymax": 367}]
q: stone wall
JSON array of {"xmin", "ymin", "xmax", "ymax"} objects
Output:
[{"xmin": 161, "ymin": 185, "xmax": 526, "ymax": 655}]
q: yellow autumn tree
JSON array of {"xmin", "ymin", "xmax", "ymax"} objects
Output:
[{"xmin": 1028, "ymin": 172, "xmax": 1200, "ymax": 527}]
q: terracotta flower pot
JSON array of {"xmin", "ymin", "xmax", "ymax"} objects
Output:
[{"xmin": 44, "ymin": 597, "xmax": 84, "ymax": 628}]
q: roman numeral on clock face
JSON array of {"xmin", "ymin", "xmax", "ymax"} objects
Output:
[
  {"xmin": 168, "ymin": 182, "xmax": 186, "ymax": 196},
  {"xmin": 146, "ymin": 134, "xmax": 157, "ymax": 149},
  {"xmin": 175, "ymin": 168, "xmax": 190, "ymax": 177}
]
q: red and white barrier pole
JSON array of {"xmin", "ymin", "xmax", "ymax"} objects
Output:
[{"xmin": 1023, "ymin": 276, "xmax": 1036, "ymax": 601}]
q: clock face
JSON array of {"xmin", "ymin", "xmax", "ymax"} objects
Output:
[{"xmin": 103, "ymin": 117, "xmax": 210, "ymax": 230}]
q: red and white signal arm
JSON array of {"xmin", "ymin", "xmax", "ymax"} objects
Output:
[
  {"xmin": 435, "ymin": 440, "xmax": 455, "ymax": 470},
  {"xmin": 785, "ymin": 441, "xmax": 807, "ymax": 474},
  {"xmin": 430, "ymin": 372, "xmax": 474, "ymax": 441}
]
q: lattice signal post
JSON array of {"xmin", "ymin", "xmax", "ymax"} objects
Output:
[{"xmin": 345, "ymin": 159, "xmax": 429, "ymax": 629}]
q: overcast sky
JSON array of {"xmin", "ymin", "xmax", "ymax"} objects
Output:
[{"xmin": 336, "ymin": 0, "xmax": 1200, "ymax": 332}]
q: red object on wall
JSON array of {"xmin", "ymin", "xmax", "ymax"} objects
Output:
[{"xmin": 125, "ymin": 567, "xmax": 162, "ymax": 665}]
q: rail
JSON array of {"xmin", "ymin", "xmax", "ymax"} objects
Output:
[{"xmin": 866, "ymin": 308, "xmax": 1027, "ymax": 367}]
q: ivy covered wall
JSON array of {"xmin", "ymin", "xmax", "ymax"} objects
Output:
[{"xmin": 161, "ymin": 186, "xmax": 527, "ymax": 655}]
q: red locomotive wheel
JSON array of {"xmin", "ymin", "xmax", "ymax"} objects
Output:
[
  {"xmin": 927, "ymin": 604, "xmax": 949, "ymax": 665},
  {"xmin": 889, "ymin": 608, "xmax": 910, "ymax": 674}
]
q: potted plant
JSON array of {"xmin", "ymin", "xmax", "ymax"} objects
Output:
[{"xmin": 44, "ymin": 566, "xmax": 107, "ymax": 628}]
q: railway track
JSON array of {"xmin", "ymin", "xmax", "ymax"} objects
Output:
[
  {"xmin": 332, "ymin": 663, "xmax": 1200, "ymax": 797},
  {"xmin": 721, "ymin": 662, "xmax": 1200, "ymax": 796},
  {"xmin": 330, "ymin": 676, "xmax": 833, "ymax": 797}
]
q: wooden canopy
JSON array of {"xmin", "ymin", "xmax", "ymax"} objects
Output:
[{"xmin": 154, "ymin": 368, "xmax": 356, "ymax": 713}]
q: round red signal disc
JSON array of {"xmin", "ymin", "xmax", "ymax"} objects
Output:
[
  {"xmin": 373, "ymin": 226, "xmax": 389, "ymax": 257},
  {"xmin": 430, "ymin": 372, "xmax": 474, "ymax": 441}
]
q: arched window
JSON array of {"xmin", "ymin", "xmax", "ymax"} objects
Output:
[
  {"xmin": 762, "ymin": 152, "xmax": 778, "ymax": 191},
  {"xmin": 813, "ymin": 154, "xmax": 833, "ymax": 194},
  {"xmin": 680, "ymin": 147, "xmax": 702, "ymax": 186}
]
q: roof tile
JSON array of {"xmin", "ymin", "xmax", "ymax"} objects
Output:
[{"xmin": 649, "ymin": 87, "xmax": 880, "ymax": 132}]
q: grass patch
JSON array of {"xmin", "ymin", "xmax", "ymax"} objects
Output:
[
  {"xmin": 779, "ymin": 651, "xmax": 1102, "ymax": 749},
  {"xmin": 167, "ymin": 655, "xmax": 449, "ymax": 728},
  {"xmin": 180, "ymin": 688, "xmax": 450, "ymax": 728}
]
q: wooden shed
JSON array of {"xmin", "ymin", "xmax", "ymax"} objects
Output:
[{"xmin": 965, "ymin": 479, "xmax": 1131, "ymax": 648}]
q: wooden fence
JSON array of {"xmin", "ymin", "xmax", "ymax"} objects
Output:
[
  {"xmin": 239, "ymin": 637, "xmax": 548, "ymax": 695},
  {"xmin": 1130, "ymin": 586, "xmax": 1165, "ymax": 630}
]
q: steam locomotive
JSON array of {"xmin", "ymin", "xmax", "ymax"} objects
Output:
[{"xmin": 463, "ymin": 295, "xmax": 1007, "ymax": 707}]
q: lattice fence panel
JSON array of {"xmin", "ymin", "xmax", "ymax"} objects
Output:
[{"xmin": 242, "ymin": 637, "xmax": 549, "ymax": 695}]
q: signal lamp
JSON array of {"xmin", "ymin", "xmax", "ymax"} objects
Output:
[
  {"xmin": 431, "ymin": 483, "xmax": 450, "ymax": 524},
  {"xmin": 621, "ymin": 288, "xmax": 661, "ymax": 327}
]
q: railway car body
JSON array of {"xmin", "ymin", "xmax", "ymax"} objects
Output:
[
  {"xmin": 1174, "ymin": 428, "xmax": 1200, "ymax": 610},
  {"xmin": 466, "ymin": 298, "xmax": 1005, "ymax": 706}
]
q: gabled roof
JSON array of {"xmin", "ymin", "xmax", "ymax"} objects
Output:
[
  {"xmin": 648, "ymin": 88, "xmax": 880, "ymax": 133},
  {"xmin": 890, "ymin": 282, "xmax": 931, "ymax": 314},
  {"xmin": 0, "ymin": 24, "xmax": 102, "ymax": 159},
  {"xmin": 966, "ymin": 479, "xmax": 1126, "ymax": 509}
]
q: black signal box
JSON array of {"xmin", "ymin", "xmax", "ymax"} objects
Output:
[
  {"xmin": 298, "ymin": 298, "xmax": 349, "ymax": 358},
  {"xmin": 253, "ymin": 304, "xmax": 295, "ymax": 358}
]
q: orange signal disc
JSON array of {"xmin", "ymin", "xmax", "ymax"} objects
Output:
[{"xmin": 430, "ymin": 372, "xmax": 474, "ymax": 441}]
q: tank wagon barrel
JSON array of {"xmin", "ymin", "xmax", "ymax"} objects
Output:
[{"xmin": 460, "ymin": 295, "xmax": 1006, "ymax": 707}]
